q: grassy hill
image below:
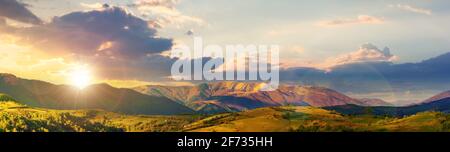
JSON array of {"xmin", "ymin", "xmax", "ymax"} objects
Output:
[
  {"xmin": 0, "ymin": 93, "xmax": 16, "ymax": 102},
  {"xmin": 183, "ymin": 106, "xmax": 450, "ymax": 132},
  {"xmin": 0, "ymin": 101, "xmax": 201, "ymax": 132},
  {"xmin": 1, "ymin": 102, "xmax": 449, "ymax": 132},
  {"xmin": 324, "ymin": 97, "xmax": 450, "ymax": 116},
  {"xmin": 1, "ymin": 92, "xmax": 449, "ymax": 132}
]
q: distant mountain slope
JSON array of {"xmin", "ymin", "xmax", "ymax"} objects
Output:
[
  {"xmin": 325, "ymin": 97, "xmax": 450, "ymax": 116},
  {"xmin": 134, "ymin": 82, "xmax": 373, "ymax": 113},
  {"xmin": 358, "ymin": 98, "xmax": 393, "ymax": 106},
  {"xmin": 279, "ymin": 52, "xmax": 450, "ymax": 100},
  {"xmin": 0, "ymin": 73, "xmax": 194, "ymax": 115},
  {"xmin": 424, "ymin": 90, "xmax": 450, "ymax": 103}
]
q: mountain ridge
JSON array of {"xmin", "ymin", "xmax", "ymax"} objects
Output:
[
  {"xmin": 423, "ymin": 90, "xmax": 450, "ymax": 103},
  {"xmin": 0, "ymin": 73, "xmax": 194, "ymax": 115},
  {"xmin": 325, "ymin": 96, "xmax": 450, "ymax": 116},
  {"xmin": 133, "ymin": 81, "xmax": 393, "ymax": 113}
]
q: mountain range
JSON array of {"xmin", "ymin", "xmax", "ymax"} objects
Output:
[
  {"xmin": 0, "ymin": 73, "xmax": 194, "ymax": 115},
  {"xmin": 2, "ymin": 73, "xmax": 449, "ymax": 115},
  {"xmin": 424, "ymin": 91, "xmax": 450, "ymax": 103},
  {"xmin": 134, "ymin": 81, "xmax": 393, "ymax": 113},
  {"xmin": 1, "ymin": 73, "xmax": 395, "ymax": 114},
  {"xmin": 325, "ymin": 93, "xmax": 450, "ymax": 116},
  {"xmin": 279, "ymin": 52, "xmax": 450, "ymax": 100}
]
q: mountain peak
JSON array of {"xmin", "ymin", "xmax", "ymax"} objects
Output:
[
  {"xmin": 208, "ymin": 81, "xmax": 273, "ymax": 93},
  {"xmin": 0, "ymin": 73, "xmax": 16, "ymax": 77},
  {"xmin": 0, "ymin": 73, "xmax": 19, "ymax": 85},
  {"xmin": 422, "ymin": 52, "xmax": 450, "ymax": 65}
]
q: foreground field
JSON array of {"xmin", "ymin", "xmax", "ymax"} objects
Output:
[
  {"xmin": 0, "ymin": 101, "xmax": 200, "ymax": 132},
  {"xmin": 185, "ymin": 106, "xmax": 450, "ymax": 132},
  {"xmin": 1, "ymin": 100, "xmax": 449, "ymax": 132}
]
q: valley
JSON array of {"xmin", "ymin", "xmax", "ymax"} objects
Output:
[
  {"xmin": 1, "ymin": 73, "xmax": 450, "ymax": 132},
  {"xmin": 1, "ymin": 95, "xmax": 449, "ymax": 132}
]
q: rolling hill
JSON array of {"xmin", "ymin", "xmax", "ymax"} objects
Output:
[
  {"xmin": 1, "ymin": 73, "xmax": 395, "ymax": 115},
  {"xmin": 1, "ymin": 97, "xmax": 449, "ymax": 132},
  {"xmin": 0, "ymin": 73, "xmax": 194, "ymax": 115},
  {"xmin": 184, "ymin": 106, "xmax": 450, "ymax": 132},
  {"xmin": 0, "ymin": 101, "xmax": 199, "ymax": 132},
  {"xmin": 0, "ymin": 93, "xmax": 16, "ymax": 102},
  {"xmin": 325, "ymin": 97, "xmax": 450, "ymax": 116}
]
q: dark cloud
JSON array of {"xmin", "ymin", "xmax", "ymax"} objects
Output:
[
  {"xmin": 186, "ymin": 29, "xmax": 194, "ymax": 36},
  {"xmin": 13, "ymin": 6, "xmax": 173, "ymax": 59},
  {"xmin": 0, "ymin": 0, "xmax": 42, "ymax": 24},
  {"xmin": 280, "ymin": 52, "xmax": 450, "ymax": 94},
  {"xmin": 0, "ymin": 6, "xmax": 182, "ymax": 81},
  {"xmin": 91, "ymin": 54, "xmax": 218, "ymax": 82}
]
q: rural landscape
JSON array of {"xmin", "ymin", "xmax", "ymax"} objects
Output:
[
  {"xmin": 1, "ymin": 0, "xmax": 450, "ymax": 132},
  {"xmin": 1, "ymin": 73, "xmax": 450, "ymax": 132}
]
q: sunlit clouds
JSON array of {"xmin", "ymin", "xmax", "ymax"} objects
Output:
[
  {"xmin": 279, "ymin": 43, "xmax": 398, "ymax": 70},
  {"xmin": 0, "ymin": 0, "xmax": 450, "ymax": 92},
  {"xmin": 0, "ymin": 0, "xmax": 42, "ymax": 24},
  {"xmin": 389, "ymin": 4, "xmax": 432, "ymax": 15},
  {"xmin": 317, "ymin": 15, "xmax": 385, "ymax": 27},
  {"xmin": 319, "ymin": 43, "xmax": 398, "ymax": 69},
  {"xmin": 128, "ymin": 0, "xmax": 205, "ymax": 28}
]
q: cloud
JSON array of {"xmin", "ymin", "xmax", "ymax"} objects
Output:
[
  {"xmin": 129, "ymin": 0, "xmax": 205, "ymax": 27},
  {"xmin": 11, "ymin": 6, "xmax": 173, "ymax": 59},
  {"xmin": 0, "ymin": 0, "xmax": 42, "ymax": 24},
  {"xmin": 129, "ymin": 0, "xmax": 179, "ymax": 8},
  {"xmin": 80, "ymin": 2, "xmax": 109, "ymax": 10},
  {"xmin": 0, "ymin": 6, "xmax": 188, "ymax": 82},
  {"xmin": 320, "ymin": 43, "xmax": 398, "ymax": 69},
  {"xmin": 389, "ymin": 4, "xmax": 432, "ymax": 15},
  {"xmin": 186, "ymin": 29, "xmax": 194, "ymax": 36},
  {"xmin": 279, "ymin": 51, "xmax": 450, "ymax": 101},
  {"xmin": 318, "ymin": 15, "xmax": 384, "ymax": 27}
]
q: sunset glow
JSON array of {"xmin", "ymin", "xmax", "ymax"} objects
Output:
[{"xmin": 69, "ymin": 65, "xmax": 92, "ymax": 89}]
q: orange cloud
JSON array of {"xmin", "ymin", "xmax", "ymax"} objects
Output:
[
  {"xmin": 317, "ymin": 15, "xmax": 385, "ymax": 27},
  {"xmin": 389, "ymin": 4, "xmax": 432, "ymax": 15}
]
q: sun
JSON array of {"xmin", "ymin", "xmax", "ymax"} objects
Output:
[{"xmin": 69, "ymin": 66, "xmax": 92, "ymax": 89}]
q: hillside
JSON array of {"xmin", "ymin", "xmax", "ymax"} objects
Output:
[
  {"xmin": 358, "ymin": 98, "xmax": 393, "ymax": 106},
  {"xmin": 1, "ymin": 98, "xmax": 449, "ymax": 132},
  {"xmin": 0, "ymin": 73, "xmax": 194, "ymax": 115},
  {"xmin": 0, "ymin": 93, "xmax": 16, "ymax": 102},
  {"xmin": 0, "ymin": 101, "xmax": 199, "ymax": 132},
  {"xmin": 134, "ymin": 82, "xmax": 373, "ymax": 113},
  {"xmin": 184, "ymin": 106, "xmax": 450, "ymax": 132},
  {"xmin": 424, "ymin": 90, "xmax": 450, "ymax": 103},
  {"xmin": 325, "ymin": 97, "xmax": 450, "ymax": 116}
]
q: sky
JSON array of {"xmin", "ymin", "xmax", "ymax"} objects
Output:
[
  {"xmin": 14, "ymin": 0, "xmax": 450, "ymax": 63},
  {"xmin": 1, "ymin": 0, "xmax": 450, "ymax": 104}
]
